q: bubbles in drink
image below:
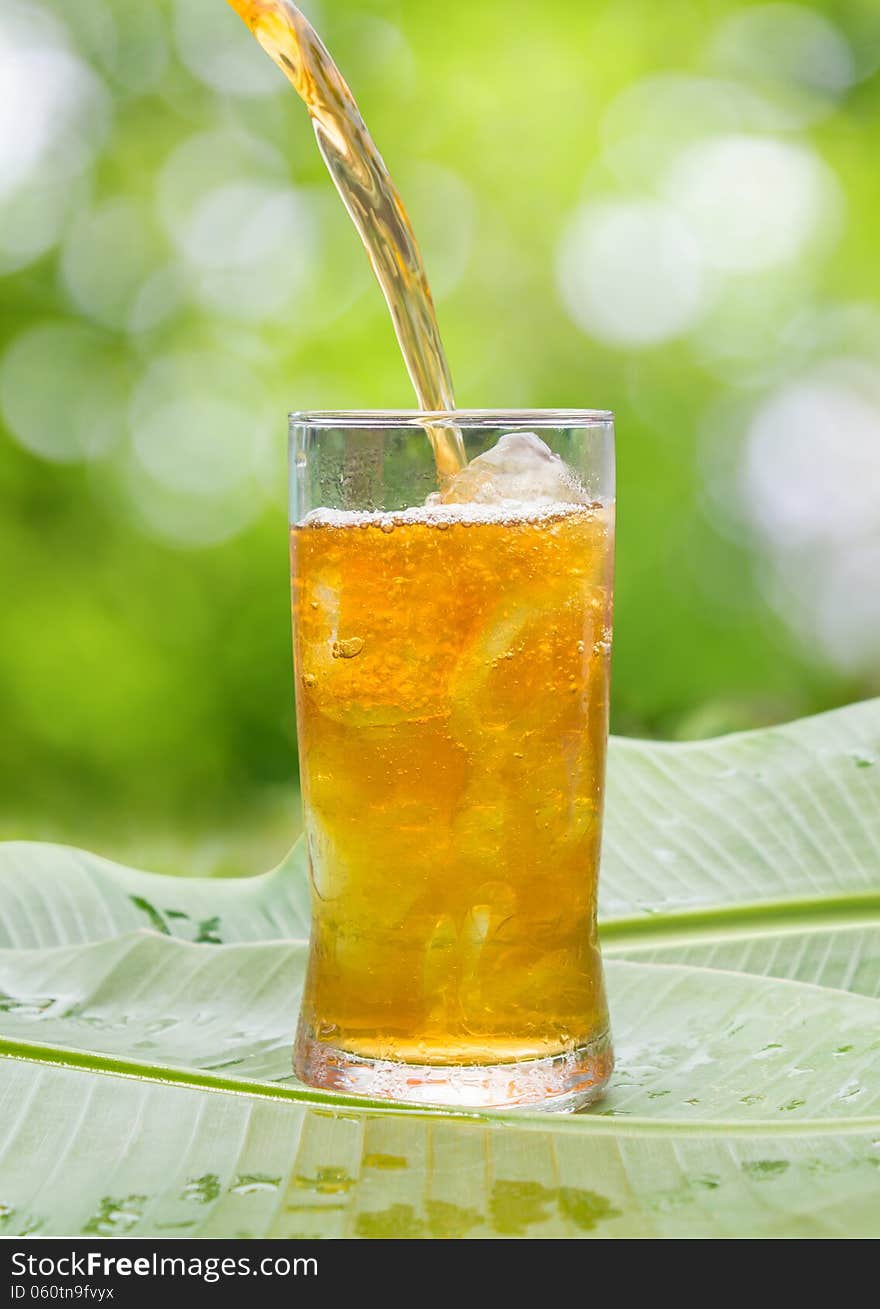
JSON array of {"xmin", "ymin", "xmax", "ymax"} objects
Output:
[
  {"xmin": 290, "ymin": 493, "xmax": 613, "ymax": 1063},
  {"xmin": 331, "ymin": 636, "xmax": 364, "ymax": 659}
]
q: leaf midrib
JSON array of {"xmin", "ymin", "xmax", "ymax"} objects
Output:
[
  {"xmin": 601, "ymin": 892, "xmax": 880, "ymax": 952},
  {"xmin": 2, "ymin": 1034, "xmax": 879, "ymax": 1137}
]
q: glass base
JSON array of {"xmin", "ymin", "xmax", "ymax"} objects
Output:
[{"xmin": 294, "ymin": 1031, "xmax": 613, "ymax": 1112}]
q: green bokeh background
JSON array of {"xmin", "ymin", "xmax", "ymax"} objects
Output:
[{"xmin": 1, "ymin": 0, "xmax": 879, "ymax": 874}]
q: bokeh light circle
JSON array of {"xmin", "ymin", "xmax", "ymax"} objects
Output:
[
  {"xmin": 557, "ymin": 200, "xmax": 704, "ymax": 346},
  {"xmin": 0, "ymin": 321, "xmax": 129, "ymax": 463},
  {"xmin": 157, "ymin": 130, "xmax": 316, "ymax": 321},
  {"xmin": 0, "ymin": 7, "xmax": 108, "ymax": 203},
  {"xmin": 740, "ymin": 361, "xmax": 880, "ymax": 672},
  {"xmin": 180, "ymin": 180, "xmax": 315, "ymax": 320},
  {"xmin": 130, "ymin": 351, "xmax": 273, "ymax": 497},
  {"xmin": 60, "ymin": 199, "xmax": 165, "ymax": 330},
  {"xmin": 172, "ymin": 0, "xmax": 285, "ymax": 98},
  {"xmin": 664, "ymin": 135, "xmax": 841, "ymax": 273},
  {"xmin": 710, "ymin": 4, "xmax": 855, "ymax": 125},
  {"xmin": 743, "ymin": 367, "xmax": 880, "ymax": 550}
]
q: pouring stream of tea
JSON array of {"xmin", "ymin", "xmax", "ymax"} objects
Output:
[{"xmin": 227, "ymin": 0, "xmax": 466, "ymax": 480}]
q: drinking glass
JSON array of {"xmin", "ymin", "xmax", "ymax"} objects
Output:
[{"xmin": 289, "ymin": 410, "xmax": 614, "ymax": 1110}]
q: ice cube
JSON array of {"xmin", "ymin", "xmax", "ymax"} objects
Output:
[{"xmin": 437, "ymin": 432, "xmax": 588, "ymax": 505}]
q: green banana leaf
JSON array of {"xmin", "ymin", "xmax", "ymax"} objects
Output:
[{"xmin": 1, "ymin": 700, "xmax": 879, "ymax": 1238}]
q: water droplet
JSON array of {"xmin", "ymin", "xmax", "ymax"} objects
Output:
[
  {"xmin": 181, "ymin": 1174, "xmax": 221, "ymax": 1205},
  {"xmin": 229, "ymin": 1173, "xmax": 281, "ymax": 1195},
  {"xmin": 332, "ymin": 637, "xmax": 364, "ymax": 659},
  {"xmin": 83, "ymin": 1195, "xmax": 147, "ymax": 1235},
  {"xmin": 294, "ymin": 1167, "xmax": 354, "ymax": 1195},
  {"xmin": 742, "ymin": 1160, "xmax": 789, "ymax": 1180},
  {"xmin": 303, "ymin": 672, "xmax": 316, "ymax": 687},
  {"xmin": 0, "ymin": 993, "xmax": 55, "ymax": 1018},
  {"xmin": 837, "ymin": 1083, "xmax": 863, "ymax": 1100},
  {"xmin": 143, "ymin": 1017, "xmax": 176, "ymax": 1035}
]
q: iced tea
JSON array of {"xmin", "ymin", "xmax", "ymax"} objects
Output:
[{"xmin": 291, "ymin": 492, "xmax": 613, "ymax": 1094}]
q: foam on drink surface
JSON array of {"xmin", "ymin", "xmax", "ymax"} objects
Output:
[{"xmin": 301, "ymin": 501, "xmax": 604, "ymax": 529}]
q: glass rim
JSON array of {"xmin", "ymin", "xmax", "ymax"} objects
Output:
[{"xmin": 289, "ymin": 408, "xmax": 613, "ymax": 428}]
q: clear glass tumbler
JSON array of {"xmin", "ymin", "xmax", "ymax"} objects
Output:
[{"xmin": 289, "ymin": 410, "xmax": 615, "ymax": 1110}]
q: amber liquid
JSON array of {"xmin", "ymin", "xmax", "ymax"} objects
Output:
[
  {"xmin": 291, "ymin": 504, "xmax": 613, "ymax": 1065},
  {"xmin": 227, "ymin": 0, "xmax": 465, "ymax": 480}
]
